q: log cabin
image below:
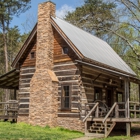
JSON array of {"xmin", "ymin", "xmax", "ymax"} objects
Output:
[{"xmin": 0, "ymin": 1, "xmax": 140, "ymax": 138}]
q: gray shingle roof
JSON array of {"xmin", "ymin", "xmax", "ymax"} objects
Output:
[{"xmin": 52, "ymin": 17, "xmax": 136, "ymax": 76}]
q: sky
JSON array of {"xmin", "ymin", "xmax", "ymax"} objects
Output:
[{"xmin": 11, "ymin": 0, "xmax": 83, "ymax": 34}]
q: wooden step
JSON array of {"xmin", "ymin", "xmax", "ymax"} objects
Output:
[{"xmin": 87, "ymin": 121, "xmax": 116, "ymax": 137}]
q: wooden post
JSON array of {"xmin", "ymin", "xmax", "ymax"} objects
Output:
[
  {"xmin": 124, "ymin": 80, "xmax": 127, "ymax": 118},
  {"xmin": 104, "ymin": 121, "xmax": 107, "ymax": 138},
  {"xmin": 126, "ymin": 123, "xmax": 131, "ymax": 136},
  {"xmin": 134, "ymin": 104, "xmax": 136, "ymax": 118},
  {"xmin": 138, "ymin": 84, "xmax": 140, "ymax": 103},
  {"xmin": 124, "ymin": 79, "xmax": 131, "ymax": 136},
  {"xmin": 115, "ymin": 104, "xmax": 119, "ymax": 118},
  {"xmin": 85, "ymin": 120, "xmax": 87, "ymax": 134},
  {"xmin": 127, "ymin": 81, "xmax": 130, "ymax": 119},
  {"xmin": 138, "ymin": 84, "xmax": 140, "ymax": 117},
  {"xmin": 14, "ymin": 89, "xmax": 16, "ymax": 100},
  {"xmin": 124, "ymin": 79, "xmax": 130, "ymax": 118},
  {"xmin": 95, "ymin": 105, "xmax": 99, "ymax": 118}
]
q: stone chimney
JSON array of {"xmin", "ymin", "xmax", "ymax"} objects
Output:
[{"xmin": 29, "ymin": 1, "xmax": 58, "ymax": 127}]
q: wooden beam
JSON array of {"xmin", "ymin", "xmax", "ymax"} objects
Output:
[
  {"xmin": 126, "ymin": 122, "xmax": 131, "ymax": 136},
  {"xmin": 139, "ymin": 84, "xmax": 140, "ymax": 104},
  {"xmin": 14, "ymin": 89, "xmax": 17, "ymax": 100},
  {"xmin": 0, "ymin": 77, "xmax": 19, "ymax": 86},
  {"xmin": 92, "ymin": 73, "xmax": 102, "ymax": 83}
]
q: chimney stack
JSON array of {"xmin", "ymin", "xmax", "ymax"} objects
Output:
[{"xmin": 29, "ymin": 1, "xmax": 58, "ymax": 127}]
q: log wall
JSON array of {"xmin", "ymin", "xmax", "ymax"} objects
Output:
[
  {"xmin": 22, "ymin": 44, "xmax": 36, "ymax": 67},
  {"xmin": 18, "ymin": 42, "xmax": 36, "ymax": 118},
  {"xmin": 18, "ymin": 66, "xmax": 35, "ymax": 116},
  {"xmin": 80, "ymin": 65, "xmax": 125, "ymax": 119},
  {"xmin": 53, "ymin": 27, "xmax": 78, "ymax": 63},
  {"xmin": 54, "ymin": 61, "xmax": 82, "ymax": 118}
]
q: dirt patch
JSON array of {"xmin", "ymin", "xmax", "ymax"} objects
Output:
[{"xmin": 109, "ymin": 123, "xmax": 140, "ymax": 140}]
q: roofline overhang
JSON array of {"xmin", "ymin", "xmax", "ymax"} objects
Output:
[
  {"xmin": 76, "ymin": 60, "xmax": 140, "ymax": 84},
  {"xmin": 51, "ymin": 17, "xmax": 84, "ymax": 60},
  {"xmin": 0, "ymin": 69, "xmax": 18, "ymax": 79},
  {"xmin": 11, "ymin": 24, "xmax": 37, "ymax": 68},
  {"xmin": 0, "ymin": 69, "xmax": 19, "ymax": 89},
  {"xmin": 82, "ymin": 57, "xmax": 136, "ymax": 77}
]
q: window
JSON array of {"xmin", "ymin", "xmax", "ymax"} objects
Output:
[
  {"xmin": 94, "ymin": 88, "xmax": 102, "ymax": 100},
  {"xmin": 61, "ymin": 85, "xmax": 71, "ymax": 109},
  {"xmin": 62, "ymin": 47, "xmax": 69, "ymax": 54},
  {"xmin": 117, "ymin": 92, "xmax": 123, "ymax": 102},
  {"xmin": 30, "ymin": 52, "xmax": 35, "ymax": 59}
]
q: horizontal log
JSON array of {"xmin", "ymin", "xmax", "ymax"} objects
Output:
[
  {"xmin": 83, "ymin": 82, "xmax": 103, "ymax": 88},
  {"xmin": 55, "ymin": 70, "xmax": 79, "ymax": 76},
  {"xmin": 18, "ymin": 109, "xmax": 29, "ymax": 114},
  {"xmin": 59, "ymin": 80, "xmax": 79, "ymax": 85},
  {"xmin": 18, "ymin": 94, "xmax": 30, "ymax": 98},
  {"xmin": 19, "ymin": 99, "xmax": 29, "ymax": 102},
  {"xmin": 19, "ymin": 84, "xmax": 30, "ymax": 88},
  {"xmin": 53, "ymin": 63, "xmax": 77, "ymax": 71},
  {"xmin": 19, "ymin": 104, "xmax": 29, "ymax": 108},
  {"xmin": 20, "ymin": 69, "xmax": 35, "ymax": 74},
  {"xmin": 58, "ymin": 76, "xmax": 79, "ymax": 81},
  {"xmin": 82, "ymin": 66, "xmax": 121, "ymax": 80},
  {"xmin": 21, "ymin": 67, "xmax": 35, "ymax": 71},
  {"xmin": 20, "ymin": 75, "xmax": 33, "ymax": 79},
  {"xmin": 19, "ymin": 79, "xmax": 31, "ymax": 84},
  {"xmin": 57, "ymin": 112, "xmax": 80, "ymax": 118}
]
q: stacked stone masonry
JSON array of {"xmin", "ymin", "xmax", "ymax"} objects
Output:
[{"xmin": 29, "ymin": 1, "xmax": 58, "ymax": 127}]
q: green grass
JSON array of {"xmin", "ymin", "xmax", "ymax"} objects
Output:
[
  {"xmin": 0, "ymin": 122, "xmax": 84, "ymax": 140},
  {"xmin": 92, "ymin": 136, "xmax": 133, "ymax": 140}
]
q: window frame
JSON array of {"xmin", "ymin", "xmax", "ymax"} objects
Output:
[
  {"xmin": 94, "ymin": 87, "xmax": 102, "ymax": 101},
  {"xmin": 62, "ymin": 47, "xmax": 69, "ymax": 55},
  {"xmin": 30, "ymin": 51, "xmax": 35, "ymax": 59},
  {"xmin": 61, "ymin": 84, "xmax": 72, "ymax": 110},
  {"xmin": 117, "ymin": 92, "xmax": 123, "ymax": 102}
]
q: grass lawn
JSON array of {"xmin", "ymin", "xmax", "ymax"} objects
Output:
[
  {"xmin": 0, "ymin": 122, "xmax": 84, "ymax": 140},
  {"xmin": 93, "ymin": 136, "xmax": 134, "ymax": 140}
]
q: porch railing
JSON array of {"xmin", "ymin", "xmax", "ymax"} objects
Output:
[
  {"xmin": 103, "ymin": 102, "xmax": 117, "ymax": 123},
  {"xmin": 84, "ymin": 101, "xmax": 140, "ymax": 120},
  {"xmin": 83, "ymin": 102, "xmax": 99, "ymax": 122},
  {"xmin": 129, "ymin": 101, "xmax": 140, "ymax": 119},
  {"xmin": 0, "ymin": 100, "xmax": 19, "ymax": 116}
]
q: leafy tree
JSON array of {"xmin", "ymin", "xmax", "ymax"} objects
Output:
[
  {"xmin": 0, "ymin": 0, "xmax": 31, "ymax": 72},
  {"xmin": 65, "ymin": 0, "xmax": 116, "ymax": 38},
  {"xmin": 0, "ymin": 0, "xmax": 31, "ymax": 102}
]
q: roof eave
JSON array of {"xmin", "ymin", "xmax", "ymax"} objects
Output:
[{"xmin": 79, "ymin": 57, "xmax": 136, "ymax": 77}]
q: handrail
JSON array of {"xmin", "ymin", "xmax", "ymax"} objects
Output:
[
  {"xmin": 0, "ymin": 102, "xmax": 18, "ymax": 104},
  {"xmin": 83, "ymin": 102, "xmax": 99, "ymax": 122},
  {"xmin": 129, "ymin": 101, "xmax": 140, "ymax": 105},
  {"xmin": 103, "ymin": 102, "xmax": 117, "ymax": 123}
]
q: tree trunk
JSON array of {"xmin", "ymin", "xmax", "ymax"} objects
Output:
[{"xmin": 2, "ymin": 23, "xmax": 9, "ymax": 102}]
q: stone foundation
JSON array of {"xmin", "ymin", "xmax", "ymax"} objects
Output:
[
  {"xmin": 57, "ymin": 117, "xmax": 85, "ymax": 132},
  {"xmin": 29, "ymin": 72, "xmax": 58, "ymax": 127},
  {"xmin": 17, "ymin": 115, "xmax": 29, "ymax": 123}
]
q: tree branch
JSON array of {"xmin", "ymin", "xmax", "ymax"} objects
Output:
[
  {"xmin": 105, "ymin": 27, "xmax": 140, "ymax": 61},
  {"xmin": 121, "ymin": 0, "xmax": 140, "ymax": 23}
]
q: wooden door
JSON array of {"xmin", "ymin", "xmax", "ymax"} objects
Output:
[{"xmin": 107, "ymin": 89, "xmax": 112, "ymax": 107}]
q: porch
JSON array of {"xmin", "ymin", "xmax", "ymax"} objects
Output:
[
  {"xmin": 83, "ymin": 101, "xmax": 140, "ymax": 137},
  {"xmin": 0, "ymin": 100, "xmax": 18, "ymax": 121},
  {"xmin": 0, "ymin": 69, "xmax": 19, "ymax": 121}
]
